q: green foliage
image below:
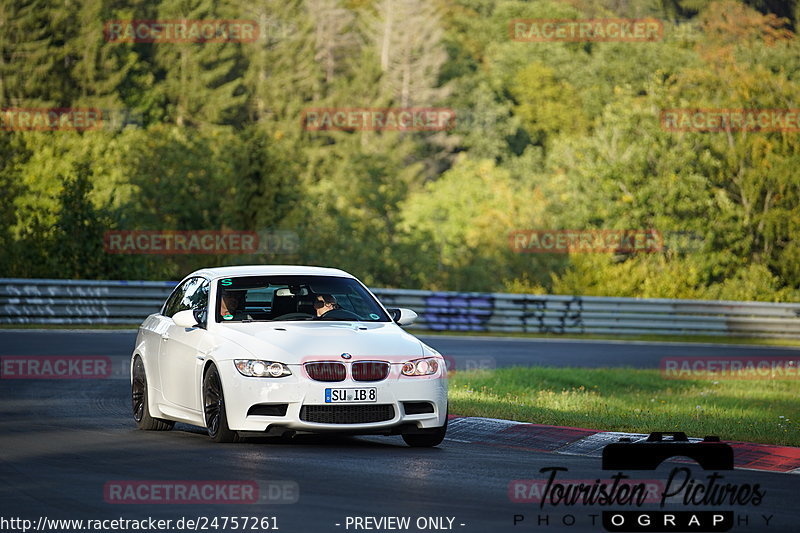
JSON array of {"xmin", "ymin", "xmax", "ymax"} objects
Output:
[
  {"xmin": 510, "ymin": 62, "xmax": 587, "ymax": 146},
  {"xmin": 1, "ymin": 0, "xmax": 798, "ymax": 304},
  {"xmin": 154, "ymin": 0, "xmax": 248, "ymax": 126},
  {"xmin": 399, "ymin": 156, "xmax": 564, "ymax": 290}
]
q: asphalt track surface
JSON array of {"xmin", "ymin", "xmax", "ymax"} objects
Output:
[
  {"xmin": 4, "ymin": 329, "xmax": 800, "ymax": 368},
  {"xmin": 1, "ymin": 330, "xmax": 798, "ymax": 533}
]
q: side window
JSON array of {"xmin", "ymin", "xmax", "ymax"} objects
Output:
[
  {"xmin": 162, "ymin": 282, "xmax": 188, "ymax": 317},
  {"xmin": 163, "ymin": 278, "xmax": 209, "ymax": 318}
]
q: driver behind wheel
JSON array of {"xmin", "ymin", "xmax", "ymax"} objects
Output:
[
  {"xmin": 313, "ymin": 293, "xmax": 339, "ymax": 318},
  {"xmin": 220, "ymin": 290, "xmax": 251, "ymax": 321}
]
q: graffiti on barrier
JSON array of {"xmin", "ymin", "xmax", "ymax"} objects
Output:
[
  {"xmin": 422, "ymin": 293, "xmax": 494, "ymax": 331},
  {"xmin": 514, "ymin": 296, "xmax": 584, "ymax": 334}
]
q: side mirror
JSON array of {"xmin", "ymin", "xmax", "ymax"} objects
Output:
[
  {"xmin": 173, "ymin": 309, "xmax": 200, "ymax": 328},
  {"xmin": 388, "ymin": 307, "xmax": 417, "ymax": 326}
]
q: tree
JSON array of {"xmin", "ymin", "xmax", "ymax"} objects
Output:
[
  {"xmin": 48, "ymin": 162, "xmax": 116, "ymax": 279},
  {"xmin": 363, "ymin": 0, "xmax": 449, "ymax": 107},
  {"xmin": 0, "ymin": 0, "xmax": 70, "ymax": 107},
  {"xmin": 154, "ymin": 0, "xmax": 248, "ymax": 126},
  {"xmin": 509, "ymin": 62, "xmax": 587, "ymax": 148},
  {"xmin": 0, "ymin": 134, "xmax": 29, "ymax": 276},
  {"xmin": 65, "ymin": 0, "xmax": 142, "ymax": 112},
  {"xmin": 224, "ymin": 125, "xmax": 301, "ymax": 231},
  {"xmin": 399, "ymin": 156, "xmax": 563, "ymax": 290},
  {"xmin": 307, "ymin": 0, "xmax": 358, "ymax": 85}
]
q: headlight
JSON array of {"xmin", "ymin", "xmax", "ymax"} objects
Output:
[
  {"xmin": 234, "ymin": 360, "xmax": 292, "ymax": 378},
  {"xmin": 402, "ymin": 357, "xmax": 440, "ymax": 376}
]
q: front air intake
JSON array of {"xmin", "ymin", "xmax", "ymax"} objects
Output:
[
  {"xmin": 247, "ymin": 404, "xmax": 289, "ymax": 417},
  {"xmin": 299, "ymin": 404, "xmax": 395, "ymax": 424},
  {"xmin": 402, "ymin": 402, "xmax": 435, "ymax": 415}
]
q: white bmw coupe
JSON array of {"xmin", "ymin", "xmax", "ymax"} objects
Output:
[{"xmin": 131, "ymin": 265, "xmax": 448, "ymax": 446}]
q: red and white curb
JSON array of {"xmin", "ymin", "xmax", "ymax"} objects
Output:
[{"xmin": 445, "ymin": 416, "xmax": 800, "ymax": 474}]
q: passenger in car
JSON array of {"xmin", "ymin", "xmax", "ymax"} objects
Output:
[{"xmin": 313, "ymin": 294, "xmax": 340, "ymax": 317}]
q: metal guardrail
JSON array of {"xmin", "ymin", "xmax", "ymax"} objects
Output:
[
  {"xmin": 2, "ymin": 278, "xmax": 800, "ymax": 338},
  {"xmin": 0, "ymin": 279, "xmax": 177, "ymax": 325}
]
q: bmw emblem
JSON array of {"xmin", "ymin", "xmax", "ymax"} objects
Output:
[{"xmin": 340, "ymin": 353, "xmax": 352, "ymax": 360}]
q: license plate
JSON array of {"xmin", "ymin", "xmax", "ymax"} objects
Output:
[{"xmin": 325, "ymin": 387, "xmax": 377, "ymax": 403}]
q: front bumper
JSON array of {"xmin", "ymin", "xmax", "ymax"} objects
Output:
[{"xmin": 219, "ymin": 360, "xmax": 448, "ymax": 433}]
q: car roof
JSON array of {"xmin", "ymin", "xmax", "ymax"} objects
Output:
[{"xmin": 187, "ymin": 265, "xmax": 355, "ymax": 281}]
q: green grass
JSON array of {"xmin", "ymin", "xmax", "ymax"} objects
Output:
[{"xmin": 449, "ymin": 366, "xmax": 800, "ymax": 447}]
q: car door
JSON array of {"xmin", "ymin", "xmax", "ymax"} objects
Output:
[{"xmin": 158, "ymin": 277, "xmax": 211, "ymax": 411}]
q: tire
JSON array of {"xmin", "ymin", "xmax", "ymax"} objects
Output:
[
  {"xmin": 131, "ymin": 356, "xmax": 174, "ymax": 431},
  {"xmin": 203, "ymin": 364, "xmax": 240, "ymax": 443},
  {"xmin": 402, "ymin": 409, "xmax": 448, "ymax": 448}
]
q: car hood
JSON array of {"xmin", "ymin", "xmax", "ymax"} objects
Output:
[{"xmin": 211, "ymin": 322, "xmax": 426, "ymax": 364}]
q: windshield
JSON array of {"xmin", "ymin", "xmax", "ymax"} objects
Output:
[{"xmin": 214, "ymin": 275, "xmax": 390, "ymax": 323}]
